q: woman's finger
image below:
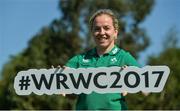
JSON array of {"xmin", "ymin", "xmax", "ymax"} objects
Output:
[
  {"xmin": 122, "ymin": 91, "xmax": 128, "ymax": 96},
  {"xmin": 57, "ymin": 65, "xmax": 61, "ymax": 68},
  {"xmin": 62, "ymin": 93, "xmax": 66, "ymax": 97}
]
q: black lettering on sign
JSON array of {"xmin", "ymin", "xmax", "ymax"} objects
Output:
[
  {"xmin": 56, "ymin": 73, "xmax": 69, "ymax": 89},
  {"xmin": 152, "ymin": 71, "xmax": 164, "ymax": 87},
  {"xmin": 94, "ymin": 72, "xmax": 107, "ymax": 88},
  {"xmin": 110, "ymin": 72, "xmax": 122, "ymax": 88},
  {"xmin": 69, "ymin": 73, "xmax": 92, "ymax": 89},
  {"xmin": 31, "ymin": 74, "xmax": 54, "ymax": 90},
  {"xmin": 124, "ymin": 71, "xmax": 140, "ymax": 88},
  {"xmin": 142, "ymin": 71, "xmax": 149, "ymax": 87}
]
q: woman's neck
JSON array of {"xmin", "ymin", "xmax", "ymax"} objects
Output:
[{"xmin": 96, "ymin": 44, "xmax": 115, "ymax": 56}]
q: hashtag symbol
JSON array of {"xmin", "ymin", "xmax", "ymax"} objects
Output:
[{"xmin": 19, "ymin": 76, "xmax": 30, "ymax": 90}]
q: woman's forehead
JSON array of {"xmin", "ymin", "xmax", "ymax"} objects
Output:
[{"xmin": 93, "ymin": 14, "xmax": 113, "ymax": 24}]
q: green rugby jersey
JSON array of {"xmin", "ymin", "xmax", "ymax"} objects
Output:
[{"xmin": 66, "ymin": 45, "xmax": 140, "ymax": 110}]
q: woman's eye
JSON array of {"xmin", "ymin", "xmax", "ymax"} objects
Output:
[
  {"xmin": 94, "ymin": 27, "xmax": 100, "ymax": 31},
  {"xmin": 104, "ymin": 26, "xmax": 110, "ymax": 30}
]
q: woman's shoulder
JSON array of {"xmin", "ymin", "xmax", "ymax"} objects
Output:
[
  {"xmin": 117, "ymin": 48, "xmax": 132, "ymax": 56},
  {"xmin": 70, "ymin": 48, "xmax": 95, "ymax": 60}
]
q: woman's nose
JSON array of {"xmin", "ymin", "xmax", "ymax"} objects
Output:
[{"xmin": 99, "ymin": 28, "xmax": 105, "ymax": 35}]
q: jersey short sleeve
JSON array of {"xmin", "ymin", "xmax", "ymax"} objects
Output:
[{"xmin": 124, "ymin": 52, "xmax": 140, "ymax": 67}]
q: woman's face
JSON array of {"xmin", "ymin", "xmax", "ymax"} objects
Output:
[{"xmin": 92, "ymin": 14, "xmax": 118, "ymax": 49}]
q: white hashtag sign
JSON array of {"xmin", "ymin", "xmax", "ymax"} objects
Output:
[{"xmin": 14, "ymin": 66, "xmax": 170, "ymax": 95}]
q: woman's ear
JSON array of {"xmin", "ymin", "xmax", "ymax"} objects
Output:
[
  {"xmin": 114, "ymin": 30, "xmax": 118, "ymax": 39},
  {"xmin": 115, "ymin": 29, "xmax": 118, "ymax": 37}
]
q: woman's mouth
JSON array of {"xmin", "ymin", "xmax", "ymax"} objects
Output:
[{"xmin": 97, "ymin": 36, "xmax": 108, "ymax": 41}]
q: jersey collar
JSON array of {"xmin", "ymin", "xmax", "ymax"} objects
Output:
[
  {"xmin": 109, "ymin": 45, "xmax": 120, "ymax": 55},
  {"xmin": 89, "ymin": 45, "xmax": 120, "ymax": 56}
]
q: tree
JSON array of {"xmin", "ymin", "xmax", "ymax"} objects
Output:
[
  {"xmin": 145, "ymin": 48, "xmax": 180, "ymax": 109},
  {"xmin": 126, "ymin": 27, "xmax": 180, "ymax": 109},
  {"xmin": 0, "ymin": 25, "xmax": 79, "ymax": 109},
  {"xmin": 0, "ymin": 0, "xmax": 154, "ymax": 109},
  {"xmin": 59, "ymin": 0, "xmax": 154, "ymax": 58},
  {"xmin": 145, "ymin": 27, "xmax": 180, "ymax": 109},
  {"xmin": 163, "ymin": 26, "xmax": 179, "ymax": 49}
]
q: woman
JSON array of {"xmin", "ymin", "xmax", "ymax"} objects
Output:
[{"xmin": 65, "ymin": 9, "xmax": 139, "ymax": 110}]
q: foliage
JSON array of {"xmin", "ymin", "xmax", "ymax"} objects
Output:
[
  {"xmin": 126, "ymin": 27, "xmax": 180, "ymax": 110},
  {"xmin": 148, "ymin": 48, "xmax": 179, "ymax": 109}
]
